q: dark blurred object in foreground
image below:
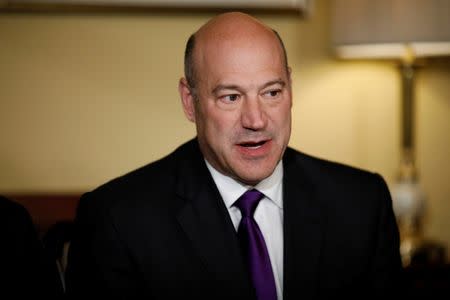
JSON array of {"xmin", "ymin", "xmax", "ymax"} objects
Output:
[
  {"xmin": 403, "ymin": 239, "xmax": 449, "ymax": 296},
  {"xmin": 0, "ymin": 195, "xmax": 64, "ymax": 297}
]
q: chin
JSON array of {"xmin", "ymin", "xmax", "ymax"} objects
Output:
[{"xmin": 236, "ymin": 166, "xmax": 275, "ymax": 186}]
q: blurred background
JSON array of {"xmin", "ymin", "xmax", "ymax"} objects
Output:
[{"xmin": 0, "ymin": 0, "xmax": 449, "ymax": 268}]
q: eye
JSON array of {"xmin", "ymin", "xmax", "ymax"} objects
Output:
[
  {"xmin": 220, "ymin": 94, "xmax": 240, "ymax": 102},
  {"xmin": 263, "ymin": 89, "xmax": 282, "ymax": 98}
]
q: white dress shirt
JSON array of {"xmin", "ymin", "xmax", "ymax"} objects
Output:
[{"xmin": 205, "ymin": 159, "xmax": 284, "ymax": 299}]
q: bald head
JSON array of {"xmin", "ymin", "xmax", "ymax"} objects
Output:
[
  {"xmin": 183, "ymin": 12, "xmax": 289, "ymax": 92},
  {"xmin": 196, "ymin": 11, "xmax": 274, "ymax": 44}
]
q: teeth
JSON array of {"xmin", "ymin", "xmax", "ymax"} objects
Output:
[
  {"xmin": 241, "ymin": 141, "xmax": 265, "ymax": 148},
  {"xmin": 245, "ymin": 144, "xmax": 261, "ymax": 149}
]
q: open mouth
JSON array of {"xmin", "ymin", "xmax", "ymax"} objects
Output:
[{"xmin": 238, "ymin": 140, "xmax": 267, "ymax": 149}]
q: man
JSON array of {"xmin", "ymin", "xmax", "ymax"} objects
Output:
[{"xmin": 65, "ymin": 12, "xmax": 403, "ymax": 299}]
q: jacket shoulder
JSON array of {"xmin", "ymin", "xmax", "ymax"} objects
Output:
[
  {"xmin": 283, "ymin": 147, "xmax": 386, "ymax": 186},
  {"xmin": 76, "ymin": 139, "xmax": 199, "ymax": 213},
  {"xmin": 92, "ymin": 139, "xmax": 197, "ymax": 194}
]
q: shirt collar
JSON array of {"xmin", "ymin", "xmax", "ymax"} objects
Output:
[{"xmin": 204, "ymin": 159, "xmax": 283, "ymax": 209}]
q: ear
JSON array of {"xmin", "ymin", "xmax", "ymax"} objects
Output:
[{"xmin": 178, "ymin": 77, "xmax": 196, "ymax": 123}]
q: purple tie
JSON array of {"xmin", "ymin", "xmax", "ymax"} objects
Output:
[{"xmin": 234, "ymin": 189, "xmax": 277, "ymax": 300}]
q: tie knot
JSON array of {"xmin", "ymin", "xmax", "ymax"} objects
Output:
[{"xmin": 234, "ymin": 189, "xmax": 264, "ymax": 217}]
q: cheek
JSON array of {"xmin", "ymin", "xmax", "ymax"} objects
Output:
[
  {"xmin": 204, "ymin": 107, "xmax": 238, "ymax": 134},
  {"xmin": 282, "ymin": 109, "xmax": 292, "ymax": 127},
  {"xmin": 270, "ymin": 104, "xmax": 291, "ymax": 128}
]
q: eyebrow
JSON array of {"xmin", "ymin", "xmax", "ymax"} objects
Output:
[
  {"xmin": 261, "ymin": 79, "xmax": 286, "ymax": 90},
  {"xmin": 212, "ymin": 84, "xmax": 241, "ymax": 95},
  {"xmin": 211, "ymin": 79, "xmax": 286, "ymax": 95}
]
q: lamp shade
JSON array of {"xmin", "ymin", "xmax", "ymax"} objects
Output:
[{"xmin": 331, "ymin": 0, "xmax": 450, "ymax": 61}]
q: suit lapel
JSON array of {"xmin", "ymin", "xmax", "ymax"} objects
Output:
[
  {"xmin": 282, "ymin": 149, "xmax": 324, "ymax": 299},
  {"xmin": 174, "ymin": 140, "xmax": 254, "ymax": 298}
]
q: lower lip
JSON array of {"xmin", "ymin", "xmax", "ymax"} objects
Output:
[{"xmin": 236, "ymin": 140, "xmax": 272, "ymax": 157}]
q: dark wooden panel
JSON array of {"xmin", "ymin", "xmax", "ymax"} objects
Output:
[{"xmin": 6, "ymin": 194, "xmax": 81, "ymax": 236}]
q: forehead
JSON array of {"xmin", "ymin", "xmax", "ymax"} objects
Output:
[{"xmin": 194, "ymin": 31, "xmax": 287, "ymax": 85}]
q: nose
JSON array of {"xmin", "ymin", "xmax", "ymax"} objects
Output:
[{"xmin": 240, "ymin": 97, "xmax": 267, "ymax": 130}]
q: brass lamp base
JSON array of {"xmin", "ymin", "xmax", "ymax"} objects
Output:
[
  {"xmin": 392, "ymin": 156, "xmax": 446, "ymax": 267},
  {"xmin": 400, "ymin": 233, "xmax": 447, "ymax": 267}
]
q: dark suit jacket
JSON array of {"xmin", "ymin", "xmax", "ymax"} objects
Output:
[
  {"xmin": 0, "ymin": 196, "xmax": 64, "ymax": 298},
  {"xmin": 65, "ymin": 138, "xmax": 403, "ymax": 299}
]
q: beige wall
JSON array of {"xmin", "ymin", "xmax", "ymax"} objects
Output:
[{"xmin": 1, "ymin": 1, "xmax": 449, "ymax": 254}]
